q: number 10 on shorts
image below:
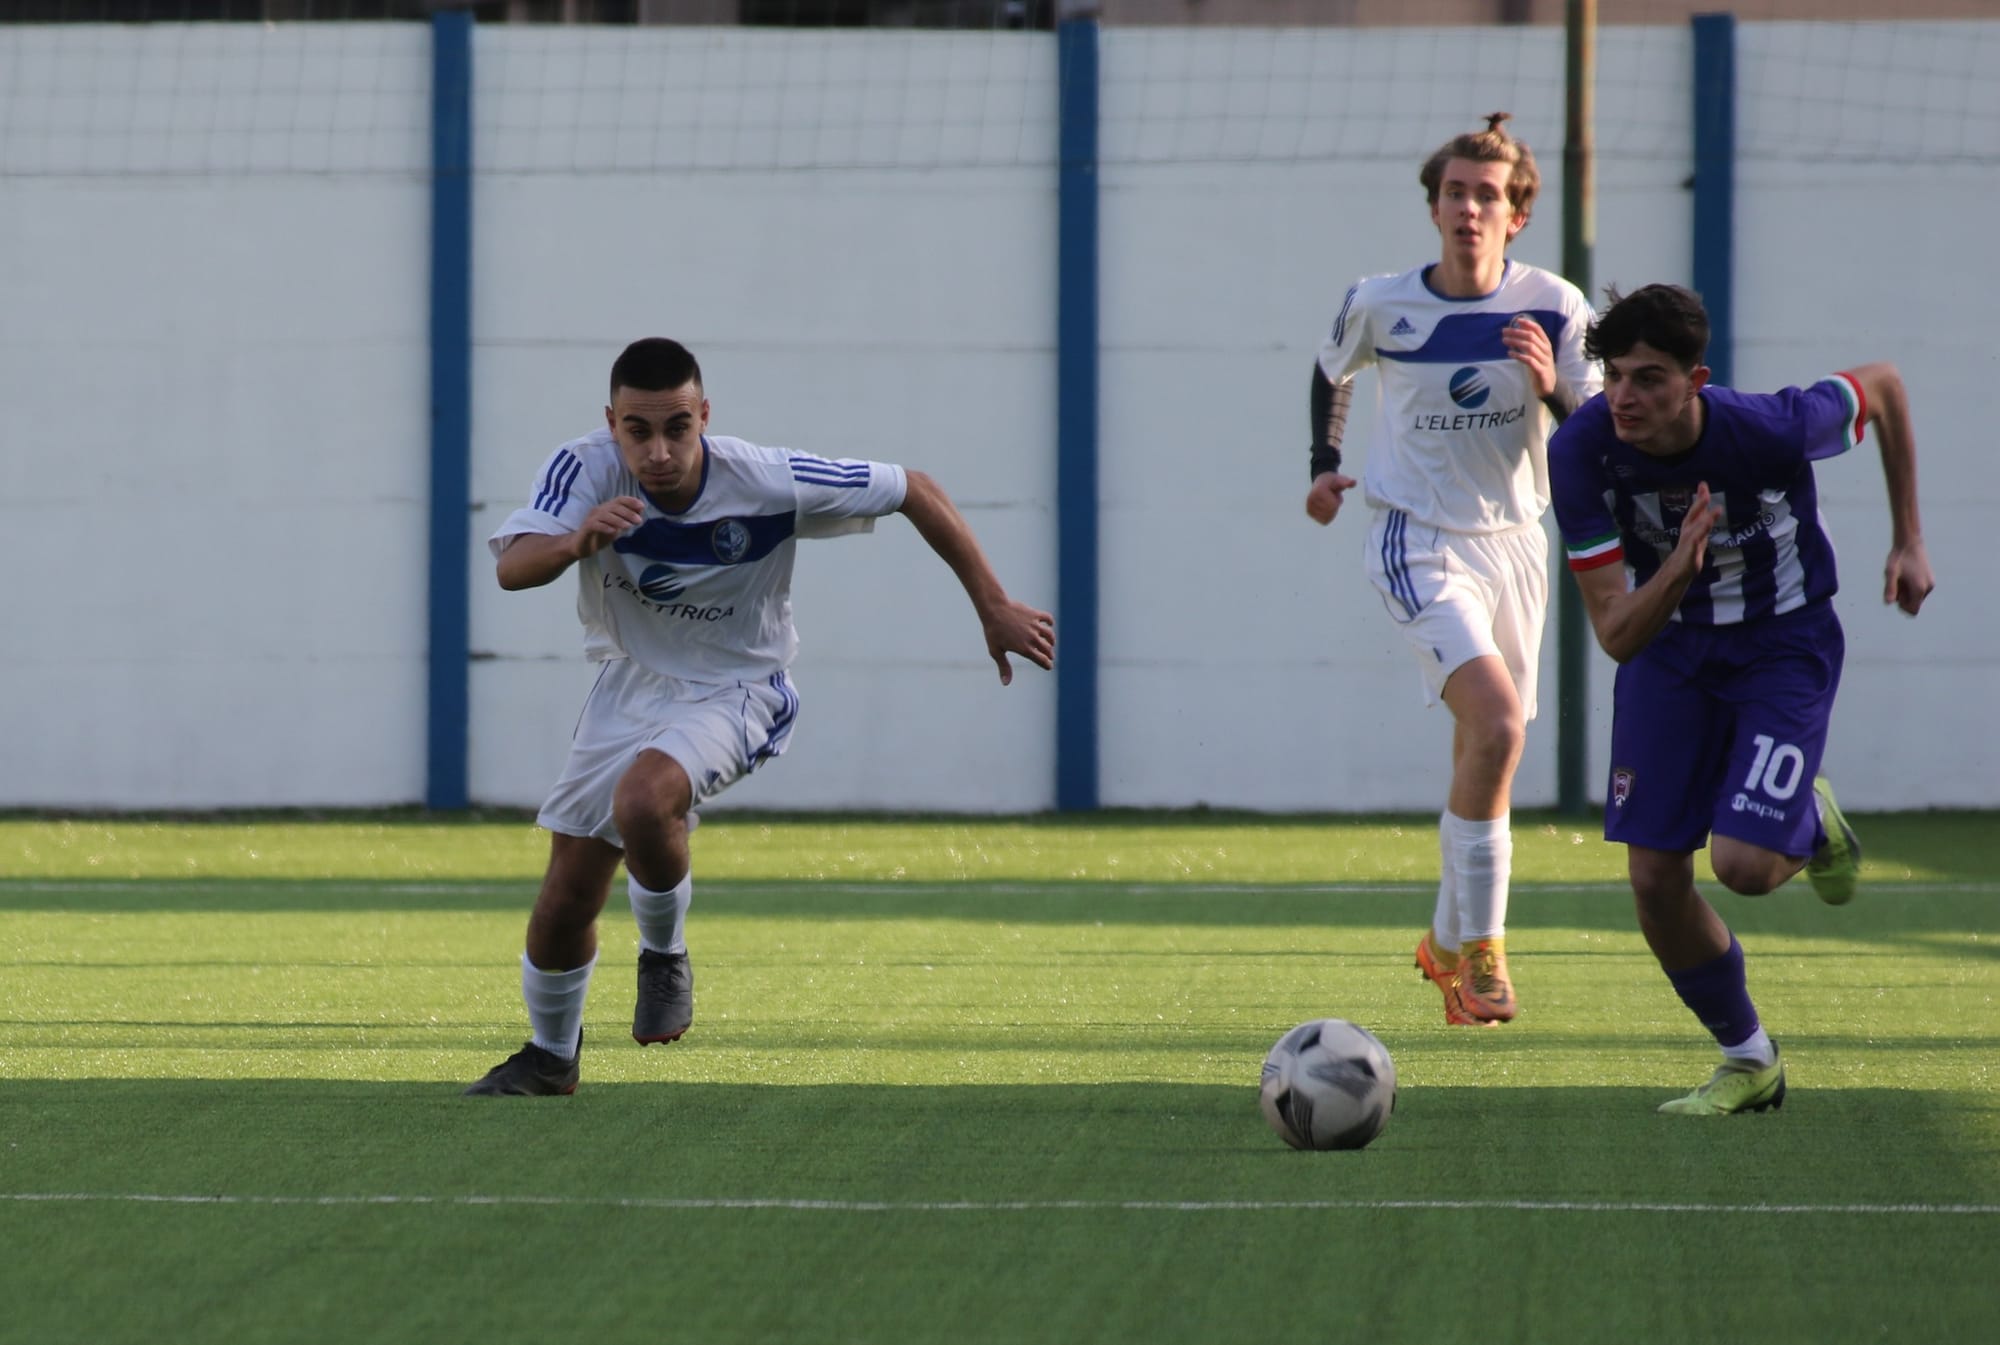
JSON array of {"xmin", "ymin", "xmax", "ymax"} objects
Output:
[{"xmin": 1743, "ymin": 734, "xmax": 1806, "ymax": 800}]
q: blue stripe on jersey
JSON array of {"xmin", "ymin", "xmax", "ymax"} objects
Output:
[
  {"xmin": 535, "ymin": 451, "xmax": 582, "ymax": 514},
  {"xmin": 748, "ymin": 671, "xmax": 799, "ymax": 770},
  {"xmin": 1331, "ymin": 284, "xmax": 1359, "ymax": 347},
  {"xmin": 789, "ymin": 453, "xmax": 871, "ymax": 486},
  {"xmin": 1383, "ymin": 510, "xmax": 1424, "ymax": 618},
  {"xmin": 1377, "ymin": 309, "xmax": 1568, "ymax": 364},
  {"xmin": 612, "ymin": 511, "xmax": 797, "ymax": 567}
]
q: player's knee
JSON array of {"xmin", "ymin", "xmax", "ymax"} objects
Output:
[
  {"xmin": 1464, "ymin": 712, "xmax": 1526, "ymax": 774},
  {"xmin": 612, "ymin": 753, "xmax": 693, "ymax": 837},
  {"xmin": 1710, "ymin": 849, "xmax": 1788, "ymax": 897},
  {"xmin": 1627, "ymin": 851, "xmax": 1693, "ymax": 918}
]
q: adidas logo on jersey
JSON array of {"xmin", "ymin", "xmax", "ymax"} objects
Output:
[{"xmin": 1388, "ymin": 316, "xmax": 1418, "ymax": 337}]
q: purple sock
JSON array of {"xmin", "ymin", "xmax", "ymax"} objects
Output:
[{"xmin": 1664, "ymin": 935, "xmax": 1761, "ymax": 1049}]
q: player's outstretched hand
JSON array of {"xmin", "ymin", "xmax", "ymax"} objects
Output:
[
  {"xmin": 1884, "ymin": 539, "xmax": 1935, "ymax": 616},
  {"xmin": 1305, "ymin": 471, "xmax": 1358, "ymax": 526},
  {"xmin": 1673, "ymin": 482, "xmax": 1722, "ymax": 576},
  {"xmin": 1501, "ymin": 313, "xmax": 1557, "ymax": 398},
  {"xmin": 573, "ymin": 495, "xmax": 646, "ymax": 558},
  {"xmin": 982, "ymin": 599, "xmax": 1056, "ymax": 686}
]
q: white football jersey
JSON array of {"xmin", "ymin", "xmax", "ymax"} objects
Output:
[
  {"xmin": 1318, "ymin": 260, "xmax": 1600, "ymax": 534},
  {"xmin": 491, "ymin": 429, "xmax": 907, "ymax": 684}
]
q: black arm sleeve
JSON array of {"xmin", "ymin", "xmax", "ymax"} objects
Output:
[
  {"xmin": 1310, "ymin": 361, "xmax": 1351, "ymax": 479},
  {"xmin": 1541, "ymin": 382, "xmax": 1584, "ymax": 426}
]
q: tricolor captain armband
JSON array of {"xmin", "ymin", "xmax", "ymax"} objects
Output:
[
  {"xmin": 1565, "ymin": 532, "xmax": 1624, "ymax": 572},
  {"xmin": 1830, "ymin": 371, "xmax": 1868, "ymax": 450}
]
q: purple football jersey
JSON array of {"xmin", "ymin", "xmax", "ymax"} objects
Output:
[{"xmin": 1549, "ymin": 375, "xmax": 1865, "ymax": 625}]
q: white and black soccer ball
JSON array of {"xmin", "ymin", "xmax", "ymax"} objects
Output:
[{"xmin": 1258, "ymin": 1018, "xmax": 1397, "ymax": 1151}]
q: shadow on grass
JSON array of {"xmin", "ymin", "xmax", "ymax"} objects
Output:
[
  {"xmin": 3, "ymin": 1077, "xmax": 1995, "ymax": 1209},
  {"xmin": 6, "ymin": 1077, "xmax": 1996, "ymax": 1345}
]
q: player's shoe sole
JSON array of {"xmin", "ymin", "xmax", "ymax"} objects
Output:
[
  {"xmin": 633, "ymin": 949, "xmax": 694, "ymax": 1044},
  {"xmin": 1657, "ymin": 1048, "xmax": 1785, "ymax": 1116},
  {"xmin": 1454, "ymin": 937, "xmax": 1518, "ymax": 1023},
  {"xmin": 1805, "ymin": 776, "xmax": 1861, "ymax": 906},
  {"xmin": 464, "ymin": 1036, "xmax": 581, "ymax": 1097},
  {"xmin": 1415, "ymin": 933, "xmax": 1496, "ymax": 1028}
]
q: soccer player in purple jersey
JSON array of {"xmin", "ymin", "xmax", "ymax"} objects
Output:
[{"xmin": 1549, "ymin": 284, "xmax": 1934, "ymax": 1115}]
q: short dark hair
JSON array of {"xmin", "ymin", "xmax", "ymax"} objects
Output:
[
  {"xmin": 1584, "ymin": 284, "xmax": 1710, "ymax": 371},
  {"xmin": 609, "ymin": 338, "xmax": 702, "ymax": 401},
  {"xmin": 1418, "ymin": 112, "xmax": 1541, "ymax": 224}
]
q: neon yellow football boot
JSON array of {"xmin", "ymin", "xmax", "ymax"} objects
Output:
[
  {"xmin": 1657, "ymin": 1049, "xmax": 1786, "ymax": 1116},
  {"xmin": 1804, "ymin": 776, "xmax": 1861, "ymax": 906}
]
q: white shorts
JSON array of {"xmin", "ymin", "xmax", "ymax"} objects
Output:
[
  {"xmin": 1363, "ymin": 509, "xmax": 1547, "ymax": 719},
  {"xmin": 537, "ymin": 658, "xmax": 799, "ymax": 847}
]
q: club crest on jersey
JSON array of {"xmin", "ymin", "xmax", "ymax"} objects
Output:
[
  {"xmin": 711, "ymin": 519, "xmax": 752, "ymax": 563},
  {"xmin": 1611, "ymin": 768, "xmax": 1635, "ymax": 809}
]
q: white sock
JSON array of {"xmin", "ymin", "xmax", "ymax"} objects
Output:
[
  {"xmin": 1431, "ymin": 811, "xmax": 1460, "ymax": 954},
  {"xmin": 629, "ymin": 873, "xmax": 692, "ymax": 955},
  {"xmin": 1450, "ymin": 810, "xmax": 1513, "ymax": 943},
  {"xmin": 1722, "ymin": 1028, "xmax": 1777, "ymax": 1069},
  {"xmin": 522, "ymin": 953, "xmax": 595, "ymax": 1060}
]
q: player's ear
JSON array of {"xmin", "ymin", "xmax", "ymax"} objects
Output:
[
  {"xmin": 605, "ymin": 404, "xmax": 616, "ymax": 432},
  {"xmin": 700, "ymin": 398, "xmax": 711, "ymax": 430},
  {"xmin": 1689, "ymin": 365, "xmax": 1711, "ymax": 393}
]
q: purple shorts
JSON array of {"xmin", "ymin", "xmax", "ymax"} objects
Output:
[{"xmin": 1604, "ymin": 601, "xmax": 1844, "ymax": 856}]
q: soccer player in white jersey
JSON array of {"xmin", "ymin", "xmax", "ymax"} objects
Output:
[
  {"xmin": 466, "ymin": 338, "xmax": 1055, "ymax": 1096},
  {"xmin": 1305, "ymin": 114, "xmax": 1600, "ymax": 1026}
]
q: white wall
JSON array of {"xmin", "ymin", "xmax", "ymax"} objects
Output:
[
  {"xmin": 1728, "ymin": 21, "xmax": 2000, "ymax": 808},
  {"xmin": 1, "ymin": 20, "xmax": 1990, "ymax": 812},
  {"xmin": 0, "ymin": 24, "xmax": 433, "ymax": 809}
]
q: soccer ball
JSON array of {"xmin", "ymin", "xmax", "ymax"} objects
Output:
[{"xmin": 1258, "ymin": 1018, "xmax": 1397, "ymax": 1151}]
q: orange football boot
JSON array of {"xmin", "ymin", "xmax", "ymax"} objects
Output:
[
  {"xmin": 1452, "ymin": 937, "xmax": 1518, "ymax": 1023},
  {"xmin": 1415, "ymin": 931, "xmax": 1495, "ymax": 1027}
]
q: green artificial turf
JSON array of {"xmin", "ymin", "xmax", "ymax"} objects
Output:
[{"xmin": 2, "ymin": 814, "xmax": 1996, "ymax": 1343}]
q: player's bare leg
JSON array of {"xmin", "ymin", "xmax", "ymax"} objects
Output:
[
  {"xmin": 1628, "ymin": 847, "xmax": 1730, "ymax": 970},
  {"xmin": 1435, "ymin": 656, "xmax": 1524, "ymax": 1022},
  {"xmin": 613, "ymin": 749, "xmax": 699, "ymax": 1043},
  {"xmin": 614, "ymin": 748, "xmax": 696, "ymax": 891},
  {"xmin": 526, "ymin": 832, "xmax": 625, "ymax": 971},
  {"xmin": 1708, "ymin": 835, "xmax": 1807, "ymax": 897},
  {"xmin": 1441, "ymin": 657, "xmax": 1525, "ymax": 822},
  {"xmin": 465, "ymin": 833, "xmax": 621, "ymax": 1096}
]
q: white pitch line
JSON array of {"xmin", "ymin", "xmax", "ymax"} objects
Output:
[{"xmin": 5, "ymin": 1192, "xmax": 1998, "ymax": 1216}]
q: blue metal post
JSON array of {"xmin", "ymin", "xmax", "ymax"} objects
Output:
[
  {"xmin": 427, "ymin": 11, "xmax": 473, "ymax": 810},
  {"xmin": 1692, "ymin": 13, "xmax": 1736, "ymax": 387},
  {"xmin": 1056, "ymin": 12, "xmax": 1100, "ymax": 811}
]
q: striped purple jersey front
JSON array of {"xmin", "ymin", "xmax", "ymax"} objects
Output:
[{"xmin": 1548, "ymin": 375, "xmax": 1865, "ymax": 625}]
